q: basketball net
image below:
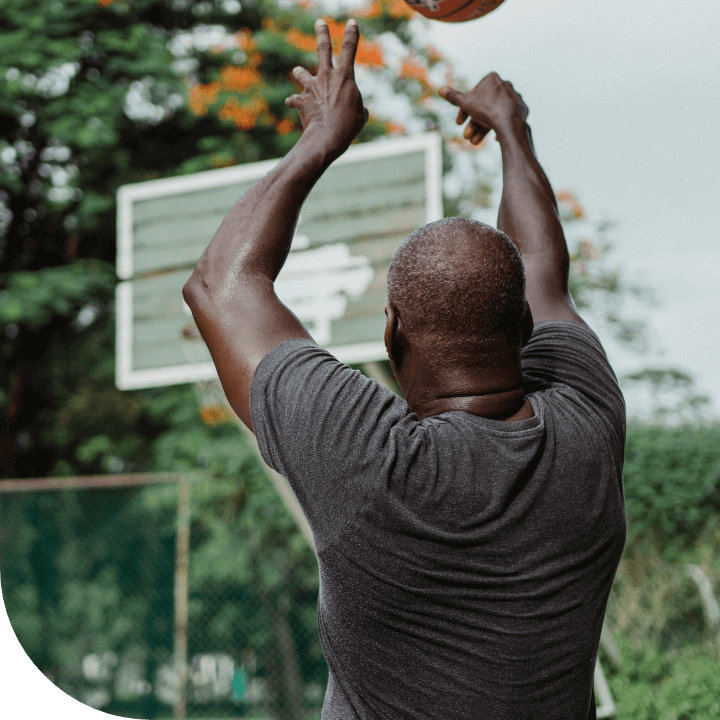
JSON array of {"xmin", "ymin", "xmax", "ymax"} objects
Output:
[{"xmin": 180, "ymin": 321, "xmax": 231, "ymax": 426}]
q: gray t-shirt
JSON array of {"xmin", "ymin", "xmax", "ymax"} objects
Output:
[{"xmin": 250, "ymin": 320, "xmax": 627, "ymax": 720}]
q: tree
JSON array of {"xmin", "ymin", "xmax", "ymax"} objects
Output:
[
  {"xmin": 0, "ymin": 0, "xmax": 463, "ymax": 477},
  {"xmin": 622, "ymin": 368, "xmax": 712, "ymax": 426}
]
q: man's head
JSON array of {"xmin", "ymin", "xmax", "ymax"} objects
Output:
[{"xmin": 385, "ymin": 218, "xmax": 532, "ymax": 376}]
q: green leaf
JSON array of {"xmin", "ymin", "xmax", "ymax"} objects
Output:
[{"xmin": 75, "ymin": 434, "xmax": 112, "ymax": 464}]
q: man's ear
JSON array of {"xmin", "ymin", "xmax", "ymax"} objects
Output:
[
  {"xmin": 521, "ymin": 300, "xmax": 534, "ymax": 347},
  {"xmin": 384, "ymin": 304, "xmax": 404, "ymax": 373}
]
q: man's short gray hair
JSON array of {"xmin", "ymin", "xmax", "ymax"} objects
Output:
[{"xmin": 386, "ymin": 217, "xmax": 526, "ymax": 368}]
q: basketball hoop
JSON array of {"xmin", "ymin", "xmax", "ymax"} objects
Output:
[{"xmin": 180, "ymin": 322, "xmax": 231, "ymax": 426}]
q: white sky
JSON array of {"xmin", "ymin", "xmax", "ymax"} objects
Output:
[{"xmin": 335, "ymin": 0, "xmax": 720, "ymax": 418}]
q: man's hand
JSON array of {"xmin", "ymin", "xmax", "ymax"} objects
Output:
[
  {"xmin": 285, "ymin": 18, "xmax": 369, "ymax": 163},
  {"xmin": 439, "ymin": 72, "xmax": 528, "ymax": 146}
]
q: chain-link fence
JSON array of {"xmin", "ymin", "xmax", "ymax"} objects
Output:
[
  {"xmin": 3, "ymin": 467, "xmax": 720, "ymax": 720},
  {"xmin": 0, "ymin": 473, "xmax": 326, "ymax": 720}
]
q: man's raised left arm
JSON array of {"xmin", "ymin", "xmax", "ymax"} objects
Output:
[{"xmin": 182, "ymin": 18, "xmax": 367, "ymax": 431}]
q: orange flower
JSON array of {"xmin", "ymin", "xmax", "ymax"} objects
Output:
[
  {"xmin": 261, "ymin": 17, "xmax": 276, "ymax": 31},
  {"xmin": 247, "ymin": 94, "xmax": 270, "ymax": 116},
  {"xmin": 400, "ymin": 57, "xmax": 436, "ymax": 99},
  {"xmin": 235, "ymin": 29, "xmax": 257, "ymax": 53},
  {"xmin": 218, "ymin": 66, "xmax": 263, "ymax": 92},
  {"xmin": 286, "ymin": 28, "xmax": 318, "ymax": 53},
  {"xmin": 218, "ymin": 96, "xmax": 240, "ymax": 120},
  {"xmin": 356, "ymin": 39, "xmax": 384, "ymax": 67},
  {"xmin": 400, "ymin": 58, "xmax": 429, "ymax": 84},
  {"xmin": 426, "ymin": 45, "xmax": 444, "ymax": 64},
  {"xmin": 355, "ymin": 0, "xmax": 412, "ymax": 19},
  {"xmin": 188, "ymin": 82, "xmax": 220, "ymax": 116},
  {"xmin": 385, "ymin": 121, "xmax": 405, "ymax": 135},
  {"xmin": 200, "ymin": 406, "xmax": 229, "ymax": 425},
  {"xmin": 276, "ymin": 117, "xmax": 294, "ymax": 136},
  {"xmin": 556, "ymin": 190, "xmax": 585, "ymax": 219},
  {"xmin": 325, "ymin": 18, "xmax": 348, "ymax": 52},
  {"xmin": 219, "ymin": 95, "xmax": 271, "ymax": 130},
  {"xmin": 97, "ymin": 0, "xmax": 115, "ymax": 6},
  {"xmin": 578, "ymin": 239, "xmax": 600, "ymax": 260},
  {"xmin": 218, "ymin": 98, "xmax": 256, "ymax": 130},
  {"xmin": 285, "ymin": 24, "xmax": 383, "ymax": 66},
  {"xmin": 387, "ymin": 0, "xmax": 414, "ymax": 18},
  {"xmin": 247, "ymin": 49, "xmax": 263, "ymax": 69}
]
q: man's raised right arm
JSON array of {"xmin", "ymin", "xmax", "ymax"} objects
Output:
[{"xmin": 439, "ymin": 74, "xmax": 584, "ymax": 324}]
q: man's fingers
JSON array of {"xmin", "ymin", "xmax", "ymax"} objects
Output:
[
  {"xmin": 315, "ymin": 19, "xmax": 333, "ymax": 71},
  {"xmin": 338, "ymin": 18, "xmax": 359, "ymax": 74},
  {"xmin": 291, "ymin": 66, "xmax": 314, "ymax": 88},
  {"xmin": 438, "ymin": 85, "xmax": 465, "ymax": 109},
  {"xmin": 462, "ymin": 118, "xmax": 490, "ymax": 144},
  {"xmin": 470, "ymin": 123, "xmax": 490, "ymax": 145},
  {"xmin": 440, "ymin": 86, "xmax": 472, "ymax": 125},
  {"xmin": 285, "ymin": 94, "xmax": 301, "ymax": 110}
]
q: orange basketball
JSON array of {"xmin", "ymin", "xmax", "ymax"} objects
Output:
[{"xmin": 403, "ymin": 0, "xmax": 506, "ymax": 23}]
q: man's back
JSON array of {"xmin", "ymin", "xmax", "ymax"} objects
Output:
[{"xmin": 250, "ymin": 320, "xmax": 626, "ymax": 719}]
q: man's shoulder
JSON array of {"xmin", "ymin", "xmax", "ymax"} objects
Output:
[{"xmin": 521, "ymin": 319, "xmax": 626, "ymax": 437}]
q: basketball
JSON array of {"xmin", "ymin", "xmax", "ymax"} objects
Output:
[{"xmin": 403, "ymin": 0, "xmax": 506, "ymax": 23}]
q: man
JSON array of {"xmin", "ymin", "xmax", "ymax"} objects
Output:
[{"xmin": 183, "ymin": 18, "xmax": 626, "ymax": 720}]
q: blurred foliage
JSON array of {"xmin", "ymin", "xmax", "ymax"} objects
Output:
[
  {"xmin": 607, "ymin": 639, "xmax": 720, "ymax": 720},
  {"xmin": 557, "ymin": 192, "xmax": 652, "ymax": 354},
  {"xmin": 0, "ymin": 0, "xmax": 666, "ymax": 477},
  {"xmin": 603, "ymin": 515, "xmax": 720, "ymax": 719},
  {"xmin": 623, "ymin": 422, "xmax": 720, "ymax": 560},
  {"xmin": 623, "ymin": 367, "xmax": 713, "ymax": 426}
]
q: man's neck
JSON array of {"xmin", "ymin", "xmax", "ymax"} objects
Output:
[
  {"xmin": 389, "ymin": 334, "xmax": 538, "ymax": 423},
  {"xmin": 412, "ymin": 387, "xmax": 531, "ymax": 422},
  {"xmin": 399, "ymin": 353, "xmax": 533, "ymax": 422}
]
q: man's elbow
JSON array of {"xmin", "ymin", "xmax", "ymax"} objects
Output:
[{"xmin": 182, "ymin": 273, "xmax": 207, "ymax": 308}]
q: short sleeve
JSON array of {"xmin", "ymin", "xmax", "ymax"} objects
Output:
[
  {"xmin": 521, "ymin": 320, "xmax": 626, "ymax": 439},
  {"xmin": 249, "ymin": 339, "xmax": 409, "ymax": 551}
]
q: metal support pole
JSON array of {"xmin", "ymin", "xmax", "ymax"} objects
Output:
[
  {"xmin": 210, "ymin": 363, "xmax": 399, "ymax": 559},
  {"xmin": 599, "ymin": 619, "xmax": 621, "ymax": 671},
  {"xmin": 687, "ymin": 563, "xmax": 720, "ymax": 657},
  {"xmin": 174, "ymin": 475, "xmax": 190, "ymax": 720},
  {"xmin": 219, "ymin": 390, "xmax": 316, "ymax": 555},
  {"xmin": 217, "ymin": 362, "xmax": 399, "ymax": 555},
  {"xmin": 594, "ymin": 657, "xmax": 616, "ymax": 718}
]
